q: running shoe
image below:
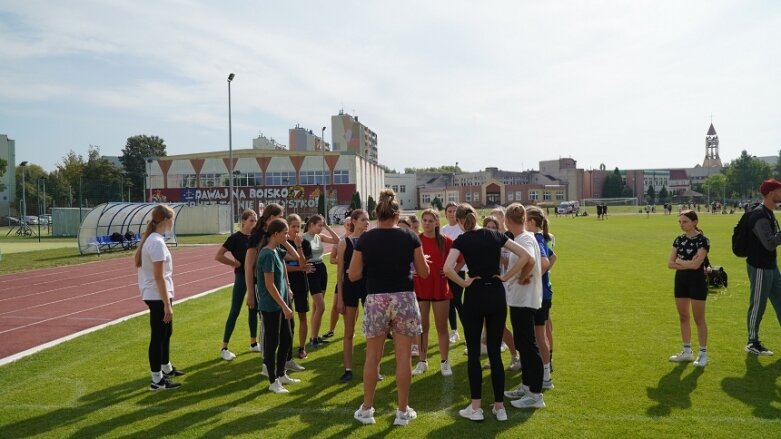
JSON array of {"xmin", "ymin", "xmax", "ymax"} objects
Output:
[
  {"xmin": 500, "ymin": 342, "xmax": 508, "ymax": 353},
  {"xmin": 150, "ymin": 377, "xmax": 181, "ymax": 391},
  {"xmin": 250, "ymin": 343, "xmax": 262, "ymax": 353},
  {"xmin": 458, "ymin": 404, "xmax": 484, "ymax": 421},
  {"xmin": 393, "ymin": 406, "xmax": 418, "ymax": 426},
  {"xmin": 492, "ymin": 406, "xmax": 508, "ymax": 421},
  {"xmin": 668, "ymin": 351, "xmax": 695, "ymax": 362},
  {"xmin": 163, "ymin": 366, "xmax": 185, "ymax": 377},
  {"xmin": 542, "ymin": 379, "xmax": 554, "ymax": 390},
  {"xmin": 510, "ymin": 393, "xmax": 545, "ymax": 409},
  {"xmin": 317, "ymin": 337, "xmax": 330, "ymax": 344},
  {"xmin": 377, "ymin": 373, "xmax": 384, "ymax": 381},
  {"xmin": 285, "ymin": 360, "xmax": 306, "ymax": 372},
  {"xmin": 278, "ymin": 372, "xmax": 301, "ymax": 384},
  {"xmin": 261, "ymin": 364, "xmax": 269, "ymax": 377},
  {"xmin": 298, "ymin": 347, "xmax": 308, "ymax": 359},
  {"xmin": 310, "ymin": 339, "xmax": 320, "ymax": 349},
  {"xmin": 440, "ymin": 360, "xmax": 453, "ymax": 377},
  {"xmin": 746, "ymin": 341, "xmax": 774, "ymax": 356},
  {"xmin": 339, "ymin": 370, "xmax": 353, "ymax": 383},
  {"xmin": 221, "ymin": 349, "xmax": 236, "ymax": 361},
  {"xmin": 268, "ymin": 378, "xmax": 289, "ymax": 394},
  {"xmin": 504, "ymin": 384, "xmax": 527, "ymax": 399},
  {"xmin": 411, "ymin": 345, "xmax": 420, "ymax": 357},
  {"xmin": 322, "ymin": 330, "xmax": 335, "ymax": 339},
  {"xmin": 412, "ymin": 361, "xmax": 428, "ymax": 376},
  {"xmin": 354, "ymin": 405, "xmax": 376, "ymax": 425},
  {"xmin": 449, "ymin": 330, "xmax": 460, "ymax": 344},
  {"xmin": 507, "ymin": 356, "xmax": 521, "ymax": 371},
  {"xmin": 693, "ymin": 352, "xmax": 709, "ymax": 367}
]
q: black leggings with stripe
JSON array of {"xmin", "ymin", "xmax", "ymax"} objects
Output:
[{"xmin": 261, "ymin": 310, "xmax": 293, "ymax": 383}]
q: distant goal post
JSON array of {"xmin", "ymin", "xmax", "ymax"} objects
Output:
[{"xmin": 582, "ymin": 197, "xmax": 638, "ymax": 207}]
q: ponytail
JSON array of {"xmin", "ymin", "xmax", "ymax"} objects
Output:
[
  {"xmin": 251, "ymin": 203, "xmax": 283, "ymax": 247},
  {"xmin": 259, "ymin": 218, "xmax": 289, "ymax": 249},
  {"xmin": 134, "ymin": 204, "xmax": 174, "ymax": 268},
  {"xmin": 456, "ymin": 203, "xmax": 478, "ymax": 232},
  {"xmin": 376, "ymin": 188, "xmax": 400, "ymax": 221}
]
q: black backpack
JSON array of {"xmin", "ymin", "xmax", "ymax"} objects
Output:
[{"xmin": 733, "ymin": 207, "xmax": 763, "ymax": 258}]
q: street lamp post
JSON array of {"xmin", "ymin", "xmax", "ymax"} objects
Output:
[
  {"xmin": 146, "ymin": 158, "xmax": 154, "ymax": 202},
  {"xmin": 20, "ymin": 161, "xmax": 28, "ymax": 225},
  {"xmin": 227, "ymin": 73, "xmax": 236, "ymax": 230},
  {"xmin": 37, "ymin": 177, "xmax": 46, "ymax": 242},
  {"xmin": 321, "ymin": 126, "xmax": 327, "ymax": 223}
]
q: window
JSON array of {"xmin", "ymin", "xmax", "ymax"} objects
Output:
[
  {"xmin": 515, "ymin": 191, "xmax": 523, "ymax": 201},
  {"xmin": 447, "ymin": 192, "xmax": 457, "ymax": 203},
  {"xmin": 392, "ymin": 185, "xmax": 399, "ymax": 192},
  {"xmin": 266, "ymin": 171, "xmax": 297, "ymax": 186},
  {"xmin": 473, "ymin": 192, "xmax": 480, "ymax": 202},
  {"xmin": 529, "ymin": 190, "xmax": 538, "ymax": 201},
  {"xmin": 232, "ymin": 172, "xmax": 263, "ymax": 187},
  {"xmin": 465, "ymin": 192, "xmax": 472, "ymax": 202},
  {"xmin": 422, "ymin": 194, "xmax": 431, "ymax": 204},
  {"xmin": 507, "ymin": 192, "xmax": 514, "ymax": 201},
  {"xmin": 555, "ymin": 191, "xmax": 565, "ymax": 201},
  {"xmin": 199, "ymin": 173, "xmax": 224, "ymax": 188},
  {"xmin": 543, "ymin": 191, "xmax": 551, "ymax": 201},
  {"xmin": 180, "ymin": 174, "xmax": 197, "ymax": 188},
  {"xmin": 299, "ymin": 170, "xmax": 330, "ymax": 185},
  {"xmin": 333, "ymin": 170, "xmax": 349, "ymax": 184},
  {"xmin": 399, "ymin": 185, "xmax": 406, "ymax": 193}
]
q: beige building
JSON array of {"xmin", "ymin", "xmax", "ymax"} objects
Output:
[{"xmin": 331, "ymin": 111, "xmax": 378, "ymax": 164}]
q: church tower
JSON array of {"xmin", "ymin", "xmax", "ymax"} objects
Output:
[{"xmin": 702, "ymin": 123, "xmax": 722, "ymax": 167}]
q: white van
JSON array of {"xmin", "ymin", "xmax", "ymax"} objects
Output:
[{"xmin": 556, "ymin": 201, "xmax": 580, "ymax": 215}]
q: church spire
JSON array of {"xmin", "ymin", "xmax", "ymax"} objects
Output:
[{"xmin": 703, "ymin": 122, "xmax": 721, "ymax": 167}]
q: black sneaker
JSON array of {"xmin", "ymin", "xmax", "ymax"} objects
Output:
[
  {"xmin": 317, "ymin": 337, "xmax": 330, "ymax": 344},
  {"xmin": 746, "ymin": 341, "xmax": 775, "ymax": 356},
  {"xmin": 150, "ymin": 377, "xmax": 181, "ymax": 391},
  {"xmin": 339, "ymin": 370, "xmax": 353, "ymax": 383},
  {"xmin": 163, "ymin": 366, "xmax": 185, "ymax": 377},
  {"xmin": 322, "ymin": 330, "xmax": 335, "ymax": 339}
]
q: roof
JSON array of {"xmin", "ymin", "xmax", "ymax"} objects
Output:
[
  {"xmin": 707, "ymin": 123, "xmax": 717, "ymax": 136},
  {"xmin": 669, "ymin": 169, "xmax": 688, "ymax": 180}
]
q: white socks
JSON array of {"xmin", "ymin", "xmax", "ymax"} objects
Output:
[
  {"xmin": 543, "ymin": 363, "xmax": 551, "ymax": 381},
  {"xmin": 151, "ymin": 371, "xmax": 163, "ymax": 382},
  {"xmin": 161, "ymin": 362, "xmax": 173, "ymax": 374}
]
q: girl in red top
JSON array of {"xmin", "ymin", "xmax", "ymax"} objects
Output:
[{"xmin": 412, "ymin": 208, "xmax": 455, "ymax": 377}]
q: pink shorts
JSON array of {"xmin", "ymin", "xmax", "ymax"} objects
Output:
[{"xmin": 362, "ymin": 291, "xmax": 422, "ymax": 338}]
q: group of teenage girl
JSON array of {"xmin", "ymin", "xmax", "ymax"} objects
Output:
[{"xmin": 134, "ymin": 189, "xmax": 560, "ymax": 425}]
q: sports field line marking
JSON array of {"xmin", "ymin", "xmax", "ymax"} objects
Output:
[
  {"xmin": 0, "ymin": 283, "xmax": 233, "ymax": 367},
  {"xmin": 2, "ymin": 402, "xmax": 780, "ymax": 425}
]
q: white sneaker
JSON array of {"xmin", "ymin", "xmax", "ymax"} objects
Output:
[
  {"xmin": 543, "ymin": 379, "xmax": 554, "ymax": 390},
  {"xmin": 694, "ymin": 352, "xmax": 709, "ymax": 367},
  {"xmin": 510, "ymin": 393, "xmax": 545, "ymax": 409},
  {"xmin": 268, "ymin": 378, "xmax": 289, "ymax": 394},
  {"xmin": 285, "ymin": 360, "xmax": 306, "ymax": 372},
  {"xmin": 504, "ymin": 384, "xmax": 527, "ymax": 399},
  {"xmin": 250, "ymin": 344, "xmax": 262, "ymax": 353},
  {"xmin": 480, "ymin": 344, "xmax": 488, "ymax": 356},
  {"xmin": 440, "ymin": 360, "xmax": 453, "ymax": 377},
  {"xmin": 449, "ymin": 330, "xmax": 460, "ymax": 344},
  {"xmin": 411, "ymin": 345, "xmax": 420, "ymax": 357},
  {"xmin": 393, "ymin": 406, "xmax": 417, "ymax": 426},
  {"xmin": 492, "ymin": 406, "xmax": 508, "ymax": 421},
  {"xmin": 669, "ymin": 350, "xmax": 695, "ymax": 362},
  {"xmin": 354, "ymin": 405, "xmax": 376, "ymax": 425},
  {"xmin": 220, "ymin": 349, "xmax": 236, "ymax": 361},
  {"xmin": 412, "ymin": 361, "xmax": 428, "ymax": 376},
  {"xmin": 458, "ymin": 404, "xmax": 484, "ymax": 421},
  {"xmin": 278, "ymin": 372, "xmax": 301, "ymax": 384},
  {"xmin": 261, "ymin": 364, "xmax": 269, "ymax": 377},
  {"xmin": 508, "ymin": 356, "xmax": 521, "ymax": 371},
  {"xmin": 500, "ymin": 342, "xmax": 508, "ymax": 353}
]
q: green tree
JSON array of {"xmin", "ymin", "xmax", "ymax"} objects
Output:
[
  {"xmin": 404, "ymin": 165, "xmax": 463, "ymax": 174},
  {"xmin": 350, "ymin": 192, "xmax": 362, "ymax": 209},
  {"xmin": 723, "ymin": 150, "xmax": 772, "ymax": 198},
  {"xmin": 658, "ymin": 185, "xmax": 669, "ymax": 204},
  {"xmin": 702, "ymin": 174, "xmax": 727, "ymax": 201},
  {"xmin": 367, "ymin": 195, "xmax": 377, "ymax": 220},
  {"xmin": 602, "ymin": 168, "xmax": 624, "ymax": 198},
  {"xmin": 15, "ymin": 163, "xmax": 47, "ymax": 216},
  {"xmin": 120, "ymin": 135, "xmax": 167, "ymax": 200},
  {"xmin": 432, "ymin": 196, "xmax": 443, "ymax": 210},
  {"xmin": 0, "ymin": 157, "xmax": 7, "ymax": 192},
  {"xmin": 646, "ymin": 184, "xmax": 656, "ymax": 204},
  {"xmin": 775, "ymin": 149, "xmax": 781, "ymax": 181},
  {"xmin": 83, "ymin": 145, "xmax": 126, "ymax": 206},
  {"xmin": 318, "ymin": 192, "xmax": 326, "ymax": 216}
]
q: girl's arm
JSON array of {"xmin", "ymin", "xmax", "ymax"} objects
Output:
[
  {"xmin": 320, "ymin": 223, "xmax": 340, "ymax": 245},
  {"xmin": 281, "ymin": 239, "xmax": 301, "ymax": 261},
  {"xmin": 335, "ymin": 239, "xmax": 347, "ymax": 314},
  {"xmin": 348, "ymin": 250, "xmax": 363, "ymax": 282},
  {"xmin": 413, "ymin": 246, "xmax": 430, "ymax": 279},
  {"xmin": 540, "ymin": 255, "xmax": 551, "ymax": 273},
  {"xmin": 215, "ymin": 246, "xmax": 240, "ymax": 269},
  {"xmin": 444, "ymin": 249, "xmax": 474, "ymax": 288},
  {"xmin": 501, "ymin": 239, "xmax": 532, "ymax": 283},
  {"xmin": 547, "ymin": 253, "xmax": 557, "ymax": 271},
  {"xmin": 245, "ymin": 247, "xmax": 257, "ymax": 307},
  {"xmin": 677, "ymin": 248, "xmax": 708, "ymax": 270},
  {"xmin": 667, "ymin": 247, "xmax": 683, "ymax": 270},
  {"xmin": 264, "ymin": 272, "xmax": 293, "ymax": 319},
  {"xmin": 153, "ymin": 261, "xmax": 173, "ymax": 323},
  {"xmin": 330, "ymin": 244, "xmax": 339, "ymax": 265}
]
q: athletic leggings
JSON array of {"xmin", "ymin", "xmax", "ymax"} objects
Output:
[
  {"xmin": 145, "ymin": 299, "xmax": 172, "ymax": 373},
  {"xmin": 223, "ymin": 272, "xmax": 259, "ymax": 343},
  {"xmin": 510, "ymin": 306, "xmax": 543, "ymax": 393},
  {"xmin": 261, "ymin": 310, "xmax": 293, "ymax": 384},
  {"xmin": 448, "ymin": 271, "xmax": 466, "ymax": 330},
  {"xmin": 463, "ymin": 279, "xmax": 506, "ymax": 402}
]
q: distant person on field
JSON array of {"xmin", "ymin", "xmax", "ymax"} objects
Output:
[
  {"xmin": 744, "ymin": 179, "xmax": 781, "ymax": 356},
  {"xmin": 667, "ymin": 210, "xmax": 709, "ymax": 367},
  {"xmin": 135, "ymin": 204, "xmax": 185, "ymax": 390}
]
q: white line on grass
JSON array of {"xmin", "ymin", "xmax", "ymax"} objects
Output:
[{"xmin": 0, "ymin": 283, "xmax": 233, "ymax": 367}]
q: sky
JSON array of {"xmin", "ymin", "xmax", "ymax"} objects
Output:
[{"xmin": 1, "ymin": 1, "xmax": 780, "ymax": 174}]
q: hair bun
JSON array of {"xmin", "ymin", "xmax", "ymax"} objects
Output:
[{"xmin": 379, "ymin": 188, "xmax": 395, "ymax": 203}]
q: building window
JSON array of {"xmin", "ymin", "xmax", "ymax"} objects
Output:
[
  {"xmin": 555, "ymin": 191, "xmax": 565, "ymax": 201},
  {"xmin": 543, "ymin": 191, "xmax": 552, "ymax": 201},
  {"xmin": 466, "ymin": 192, "xmax": 472, "ymax": 202},
  {"xmin": 333, "ymin": 170, "xmax": 349, "ymax": 184},
  {"xmin": 266, "ymin": 171, "xmax": 297, "ymax": 186},
  {"xmin": 399, "ymin": 185, "xmax": 406, "ymax": 193},
  {"xmin": 507, "ymin": 192, "xmax": 514, "ymax": 201},
  {"xmin": 299, "ymin": 170, "xmax": 330, "ymax": 185},
  {"xmin": 392, "ymin": 185, "xmax": 399, "ymax": 192},
  {"xmin": 181, "ymin": 174, "xmax": 197, "ymax": 188},
  {"xmin": 529, "ymin": 191, "xmax": 538, "ymax": 201},
  {"xmin": 447, "ymin": 193, "xmax": 457, "ymax": 203},
  {"xmin": 232, "ymin": 172, "xmax": 263, "ymax": 187},
  {"xmin": 199, "ymin": 173, "xmax": 224, "ymax": 188},
  {"xmin": 515, "ymin": 191, "xmax": 523, "ymax": 201},
  {"xmin": 422, "ymin": 194, "xmax": 431, "ymax": 204},
  {"xmin": 473, "ymin": 192, "xmax": 480, "ymax": 202}
]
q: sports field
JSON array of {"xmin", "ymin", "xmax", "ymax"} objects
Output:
[{"xmin": 1, "ymin": 211, "xmax": 780, "ymax": 438}]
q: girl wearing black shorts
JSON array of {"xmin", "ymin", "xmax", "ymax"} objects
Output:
[
  {"xmin": 336, "ymin": 210, "xmax": 370, "ymax": 383},
  {"xmin": 303, "ymin": 215, "xmax": 339, "ymax": 348},
  {"xmin": 667, "ymin": 210, "xmax": 709, "ymax": 367},
  {"xmin": 286, "ymin": 214, "xmax": 314, "ymax": 360},
  {"xmin": 444, "ymin": 203, "xmax": 531, "ymax": 422}
]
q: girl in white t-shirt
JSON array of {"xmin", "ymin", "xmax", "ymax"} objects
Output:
[{"xmin": 135, "ymin": 204, "xmax": 183, "ymax": 391}]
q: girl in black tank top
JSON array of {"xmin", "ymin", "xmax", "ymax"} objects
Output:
[{"xmin": 337, "ymin": 210, "xmax": 369, "ymax": 383}]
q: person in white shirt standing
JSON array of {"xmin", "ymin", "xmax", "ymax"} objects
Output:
[
  {"xmin": 441, "ymin": 202, "xmax": 465, "ymax": 344},
  {"xmin": 135, "ymin": 204, "xmax": 184, "ymax": 391},
  {"xmin": 502, "ymin": 203, "xmax": 546, "ymax": 409}
]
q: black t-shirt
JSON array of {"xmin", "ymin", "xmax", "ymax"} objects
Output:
[
  {"xmin": 452, "ymin": 228, "xmax": 509, "ymax": 278},
  {"xmin": 672, "ymin": 232, "xmax": 710, "ymax": 271},
  {"xmin": 355, "ymin": 228, "xmax": 421, "ymax": 294},
  {"xmin": 222, "ymin": 231, "xmax": 252, "ymax": 273},
  {"xmin": 248, "ymin": 227, "xmax": 265, "ymax": 249},
  {"xmin": 285, "ymin": 238, "xmax": 312, "ymax": 267}
]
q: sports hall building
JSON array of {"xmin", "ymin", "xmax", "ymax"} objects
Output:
[{"xmin": 146, "ymin": 114, "xmax": 384, "ymax": 218}]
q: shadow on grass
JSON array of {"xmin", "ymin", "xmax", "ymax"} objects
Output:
[
  {"xmin": 646, "ymin": 363, "xmax": 704, "ymax": 416},
  {"xmin": 721, "ymin": 355, "xmax": 781, "ymax": 419}
]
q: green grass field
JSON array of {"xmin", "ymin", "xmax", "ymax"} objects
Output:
[{"xmin": 2, "ymin": 212, "xmax": 781, "ymax": 437}]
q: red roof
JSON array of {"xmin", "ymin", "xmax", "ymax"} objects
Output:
[{"xmin": 669, "ymin": 169, "xmax": 688, "ymax": 180}]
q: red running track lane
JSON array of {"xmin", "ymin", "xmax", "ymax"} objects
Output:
[{"xmin": 0, "ymin": 245, "xmax": 233, "ymax": 360}]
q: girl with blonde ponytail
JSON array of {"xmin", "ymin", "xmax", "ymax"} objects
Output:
[{"xmin": 136, "ymin": 204, "xmax": 184, "ymax": 390}]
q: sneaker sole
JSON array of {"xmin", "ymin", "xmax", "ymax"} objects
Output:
[
  {"xmin": 355, "ymin": 416, "xmax": 376, "ymax": 425},
  {"xmin": 458, "ymin": 412, "xmax": 484, "ymax": 421},
  {"xmin": 745, "ymin": 346, "xmax": 774, "ymax": 356}
]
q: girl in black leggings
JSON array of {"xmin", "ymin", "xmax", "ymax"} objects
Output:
[{"xmin": 444, "ymin": 203, "xmax": 530, "ymax": 422}]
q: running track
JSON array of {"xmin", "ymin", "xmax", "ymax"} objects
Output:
[{"xmin": 0, "ymin": 245, "xmax": 233, "ymax": 362}]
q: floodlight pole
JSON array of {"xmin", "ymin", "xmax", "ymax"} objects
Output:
[
  {"xmin": 20, "ymin": 161, "xmax": 28, "ymax": 223},
  {"xmin": 227, "ymin": 73, "xmax": 235, "ymax": 230},
  {"xmin": 321, "ymin": 126, "xmax": 327, "ymax": 223}
]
